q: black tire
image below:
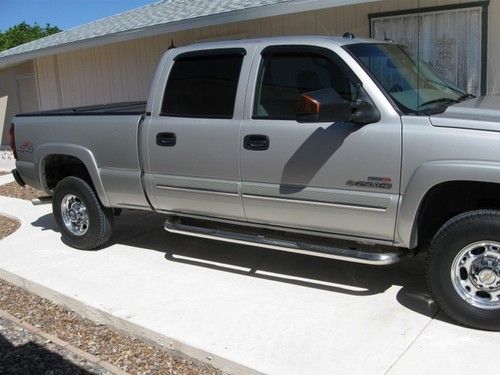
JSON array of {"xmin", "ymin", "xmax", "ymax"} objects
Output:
[
  {"xmin": 53, "ymin": 176, "xmax": 113, "ymax": 250},
  {"xmin": 427, "ymin": 210, "xmax": 500, "ymax": 331}
]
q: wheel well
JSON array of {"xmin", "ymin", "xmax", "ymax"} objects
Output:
[
  {"xmin": 43, "ymin": 155, "xmax": 93, "ymax": 191},
  {"xmin": 416, "ymin": 181, "xmax": 500, "ymax": 249}
]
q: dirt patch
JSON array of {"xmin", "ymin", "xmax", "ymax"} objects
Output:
[
  {"xmin": 0, "ymin": 182, "xmax": 43, "ymax": 201},
  {"xmin": 0, "ymin": 171, "xmax": 10, "ymax": 176},
  {"xmin": 0, "ymin": 216, "xmax": 20, "ymax": 240},
  {"xmin": 0, "ymin": 279, "xmax": 221, "ymax": 374}
]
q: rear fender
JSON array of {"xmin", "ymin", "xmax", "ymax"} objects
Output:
[{"xmin": 35, "ymin": 143, "xmax": 110, "ymax": 206}]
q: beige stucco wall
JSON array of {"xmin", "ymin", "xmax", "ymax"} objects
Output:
[{"xmin": 0, "ymin": 61, "xmax": 36, "ymax": 146}]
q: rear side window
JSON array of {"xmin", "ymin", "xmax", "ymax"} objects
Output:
[
  {"xmin": 254, "ymin": 48, "xmax": 358, "ymax": 120},
  {"xmin": 162, "ymin": 52, "xmax": 244, "ymax": 118}
]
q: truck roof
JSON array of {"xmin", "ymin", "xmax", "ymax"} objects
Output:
[{"xmin": 177, "ymin": 35, "xmax": 392, "ymax": 52}]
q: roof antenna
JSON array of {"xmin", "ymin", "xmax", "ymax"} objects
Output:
[
  {"xmin": 168, "ymin": 39, "xmax": 175, "ymax": 49},
  {"xmin": 343, "ymin": 32, "xmax": 355, "ymax": 39}
]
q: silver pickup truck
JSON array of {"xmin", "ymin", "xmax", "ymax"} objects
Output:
[{"xmin": 9, "ymin": 36, "xmax": 500, "ymax": 330}]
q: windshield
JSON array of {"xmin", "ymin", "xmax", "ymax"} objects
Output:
[{"xmin": 345, "ymin": 43, "xmax": 474, "ymax": 115}]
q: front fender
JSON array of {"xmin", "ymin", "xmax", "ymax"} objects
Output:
[
  {"xmin": 397, "ymin": 160, "xmax": 500, "ymax": 248},
  {"xmin": 34, "ymin": 143, "xmax": 111, "ymax": 207}
]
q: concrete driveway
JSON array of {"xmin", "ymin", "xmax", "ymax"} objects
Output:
[{"xmin": 0, "ymin": 177, "xmax": 498, "ymax": 374}]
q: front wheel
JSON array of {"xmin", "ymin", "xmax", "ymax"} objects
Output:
[
  {"xmin": 53, "ymin": 176, "xmax": 113, "ymax": 250},
  {"xmin": 427, "ymin": 210, "xmax": 500, "ymax": 331}
]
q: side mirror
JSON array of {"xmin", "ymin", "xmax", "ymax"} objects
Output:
[
  {"xmin": 351, "ymin": 100, "xmax": 381, "ymax": 124},
  {"xmin": 296, "ymin": 88, "xmax": 380, "ymax": 124},
  {"xmin": 296, "ymin": 88, "xmax": 351, "ymax": 123}
]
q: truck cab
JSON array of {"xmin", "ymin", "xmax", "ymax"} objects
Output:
[{"xmin": 143, "ymin": 37, "xmax": 400, "ymax": 244}]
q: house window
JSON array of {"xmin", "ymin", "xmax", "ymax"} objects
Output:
[{"xmin": 370, "ymin": 5, "xmax": 485, "ymax": 96}]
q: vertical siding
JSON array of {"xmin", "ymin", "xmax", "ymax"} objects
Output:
[
  {"xmin": 40, "ymin": 35, "xmax": 171, "ymax": 109},
  {"xmin": 487, "ymin": 0, "xmax": 500, "ymax": 94},
  {"xmin": 33, "ymin": 0, "xmax": 495, "ymax": 112},
  {"xmin": 35, "ymin": 55, "xmax": 61, "ymax": 110}
]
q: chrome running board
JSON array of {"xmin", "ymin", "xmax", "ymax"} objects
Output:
[
  {"xmin": 31, "ymin": 196, "xmax": 52, "ymax": 206},
  {"xmin": 164, "ymin": 216, "xmax": 407, "ymax": 265}
]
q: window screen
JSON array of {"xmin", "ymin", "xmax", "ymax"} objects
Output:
[
  {"xmin": 254, "ymin": 51, "xmax": 357, "ymax": 120},
  {"xmin": 162, "ymin": 53, "xmax": 243, "ymax": 118}
]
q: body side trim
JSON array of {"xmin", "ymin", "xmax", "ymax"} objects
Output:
[{"xmin": 242, "ymin": 194, "xmax": 387, "ymax": 212}]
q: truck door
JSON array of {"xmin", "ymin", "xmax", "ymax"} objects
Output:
[
  {"xmin": 240, "ymin": 44, "xmax": 402, "ymax": 241},
  {"xmin": 144, "ymin": 48, "xmax": 251, "ymax": 220}
]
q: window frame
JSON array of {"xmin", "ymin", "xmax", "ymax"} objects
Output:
[
  {"xmin": 160, "ymin": 48, "xmax": 246, "ymax": 120},
  {"xmin": 251, "ymin": 45, "xmax": 362, "ymax": 121}
]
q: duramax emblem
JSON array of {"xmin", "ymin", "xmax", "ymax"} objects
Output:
[{"xmin": 346, "ymin": 177, "xmax": 393, "ymax": 189}]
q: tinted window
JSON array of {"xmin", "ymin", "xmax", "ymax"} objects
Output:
[
  {"xmin": 254, "ymin": 51, "xmax": 358, "ymax": 120},
  {"xmin": 162, "ymin": 53, "xmax": 243, "ymax": 118}
]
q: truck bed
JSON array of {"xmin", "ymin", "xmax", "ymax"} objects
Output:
[{"xmin": 16, "ymin": 101, "xmax": 147, "ymax": 117}]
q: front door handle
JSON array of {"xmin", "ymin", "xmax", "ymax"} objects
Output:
[
  {"xmin": 156, "ymin": 132, "xmax": 176, "ymax": 147},
  {"xmin": 244, "ymin": 134, "xmax": 269, "ymax": 151}
]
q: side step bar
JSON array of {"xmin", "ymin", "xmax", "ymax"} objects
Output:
[
  {"xmin": 31, "ymin": 196, "xmax": 52, "ymax": 206},
  {"xmin": 164, "ymin": 217, "xmax": 407, "ymax": 265}
]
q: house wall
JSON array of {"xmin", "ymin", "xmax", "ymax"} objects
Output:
[
  {"xmin": 34, "ymin": 0, "xmax": 493, "ymax": 114},
  {"xmin": 487, "ymin": 0, "xmax": 500, "ymax": 94},
  {"xmin": 0, "ymin": 61, "xmax": 37, "ymax": 146}
]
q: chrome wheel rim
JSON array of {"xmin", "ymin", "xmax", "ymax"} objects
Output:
[
  {"xmin": 451, "ymin": 241, "xmax": 500, "ymax": 310},
  {"xmin": 61, "ymin": 194, "xmax": 89, "ymax": 236}
]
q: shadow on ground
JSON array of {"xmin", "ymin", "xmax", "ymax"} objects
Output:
[
  {"xmin": 0, "ymin": 333, "xmax": 93, "ymax": 374},
  {"xmin": 31, "ymin": 210, "xmax": 439, "ymax": 320}
]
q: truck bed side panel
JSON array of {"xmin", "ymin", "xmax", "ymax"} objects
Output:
[{"xmin": 13, "ymin": 114, "xmax": 149, "ymax": 209}]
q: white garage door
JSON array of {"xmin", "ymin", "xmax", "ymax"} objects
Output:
[{"xmin": 371, "ymin": 6, "xmax": 483, "ymax": 96}]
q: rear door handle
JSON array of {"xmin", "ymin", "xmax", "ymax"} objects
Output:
[
  {"xmin": 156, "ymin": 132, "xmax": 176, "ymax": 147},
  {"xmin": 244, "ymin": 134, "xmax": 269, "ymax": 151}
]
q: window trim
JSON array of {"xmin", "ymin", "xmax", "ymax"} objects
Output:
[
  {"xmin": 173, "ymin": 48, "xmax": 246, "ymax": 61},
  {"xmin": 251, "ymin": 45, "xmax": 361, "ymax": 121},
  {"xmin": 160, "ymin": 49, "xmax": 245, "ymax": 119}
]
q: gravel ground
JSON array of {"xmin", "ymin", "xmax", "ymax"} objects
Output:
[
  {"xmin": 0, "ymin": 280, "xmax": 221, "ymax": 375},
  {"xmin": 0, "ymin": 150, "xmax": 13, "ymax": 160},
  {"xmin": 0, "ymin": 181, "xmax": 43, "ymax": 201},
  {"xmin": 0, "ymin": 315, "xmax": 113, "ymax": 374},
  {"xmin": 0, "ymin": 216, "xmax": 20, "ymax": 240}
]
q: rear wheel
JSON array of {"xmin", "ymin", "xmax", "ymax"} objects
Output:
[
  {"xmin": 427, "ymin": 210, "xmax": 500, "ymax": 331},
  {"xmin": 53, "ymin": 176, "xmax": 113, "ymax": 250}
]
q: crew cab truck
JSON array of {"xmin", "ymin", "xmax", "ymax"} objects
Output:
[{"xmin": 10, "ymin": 36, "xmax": 500, "ymax": 330}]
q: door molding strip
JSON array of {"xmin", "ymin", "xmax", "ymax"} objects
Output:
[
  {"xmin": 242, "ymin": 194, "xmax": 387, "ymax": 212},
  {"xmin": 156, "ymin": 184, "xmax": 239, "ymax": 197}
]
